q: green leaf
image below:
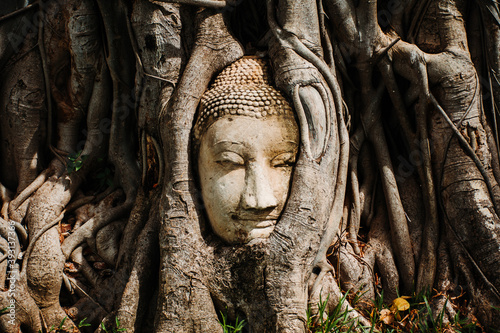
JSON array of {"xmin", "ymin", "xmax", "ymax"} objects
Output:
[
  {"xmin": 75, "ymin": 160, "xmax": 83, "ymax": 171},
  {"xmin": 58, "ymin": 316, "xmax": 67, "ymax": 329},
  {"xmin": 218, "ymin": 311, "xmax": 245, "ymax": 333},
  {"xmin": 78, "ymin": 317, "xmax": 91, "ymax": 328}
]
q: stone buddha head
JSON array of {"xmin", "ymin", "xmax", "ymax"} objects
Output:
[{"xmin": 194, "ymin": 57, "xmax": 299, "ymax": 244}]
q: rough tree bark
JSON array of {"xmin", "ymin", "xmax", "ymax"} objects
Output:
[{"xmin": 0, "ymin": 0, "xmax": 500, "ymax": 332}]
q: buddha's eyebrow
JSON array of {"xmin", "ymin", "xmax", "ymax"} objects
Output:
[
  {"xmin": 212, "ymin": 141, "xmax": 245, "ymax": 152},
  {"xmin": 213, "ymin": 140, "xmax": 244, "ymax": 146},
  {"xmin": 274, "ymin": 140, "xmax": 299, "ymax": 150}
]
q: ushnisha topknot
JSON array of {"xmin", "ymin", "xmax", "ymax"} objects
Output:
[{"xmin": 194, "ymin": 57, "xmax": 295, "ymax": 141}]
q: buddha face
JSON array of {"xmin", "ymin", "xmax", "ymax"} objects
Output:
[{"xmin": 198, "ymin": 116, "xmax": 299, "ymax": 244}]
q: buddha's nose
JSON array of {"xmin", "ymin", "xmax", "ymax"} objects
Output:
[{"xmin": 240, "ymin": 162, "xmax": 278, "ymax": 211}]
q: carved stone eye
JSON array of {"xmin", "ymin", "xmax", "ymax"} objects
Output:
[
  {"xmin": 215, "ymin": 151, "xmax": 245, "ymax": 167},
  {"xmin": 271, "ymin": 152, "xmax": 297, "ymax": 168}
]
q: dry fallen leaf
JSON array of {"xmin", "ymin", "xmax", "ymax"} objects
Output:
[
  {"xmin": 60, "ymin": 223, "xmax": 72, "ymax": 233},
  {"xmin": 380, "ymin": 308, "xmax": 394, "ymax": 325},
  {"xmin": 64, "ymin": 262, "xmax": 78, "ymax": 273}
]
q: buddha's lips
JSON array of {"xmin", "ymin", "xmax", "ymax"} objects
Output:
[
  {"xmin": 231, "ymin": 214, "xmax": 278, "ymax": 228},
  {"xmin": 244, "ymin": 219, "xmax": 276, "ymax": 228}
]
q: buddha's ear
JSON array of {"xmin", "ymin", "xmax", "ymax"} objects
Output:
[
  {"xmin": 267, "ymin": 45, "xmax": 331, "ymax": 161},
  {"xmin": 293, "ymin": 84, "xmax": 330, "ymax": 161}
]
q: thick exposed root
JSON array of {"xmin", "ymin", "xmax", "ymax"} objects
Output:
[
  {"xmin": 101, "ymin": 190, "xmax": 160, "ymax": 332},
  {"xmin": 8, "ymin": 169, "xmax": 51, "ymax": 221},
  {"xmin": 61, "ymin": 191, "xmax": 129, "ymax": 260},
  {"xmin": 156, "ymin": 5, "xmax": 243, "ymax": 331}
]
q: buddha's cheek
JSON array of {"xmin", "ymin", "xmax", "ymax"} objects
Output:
[
  {"xmin": 201, "ymin": 170, "xmax": 245, "ymax": 242},
  {"xmin": 270, "ymin": 167, "xmax": 294, "ymax": 211}
]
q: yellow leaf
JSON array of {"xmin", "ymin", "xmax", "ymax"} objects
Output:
[{"xmin": 390, "ymin": 297, "xmax": 410, "ymax": 313}]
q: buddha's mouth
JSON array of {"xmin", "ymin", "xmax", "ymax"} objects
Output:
[
  {"xmin": 247, "ymin": 219, "xmax": 276, "ymax": 228},
  {"xmin": 231, "ymin": 214, "xmax": 278, "ymax": 228}
]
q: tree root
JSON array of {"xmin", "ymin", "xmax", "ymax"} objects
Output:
[
  {"xmin": 160, "ymin": 0, "xmax": 228, "ymax": 8},
  {"xmin": 430, "ymin": 295, "xmax": 457, "ymax": 326},
  {"xmin": 70, "ymin": 246, "xmax": 100, "ymax": 288},
  {"xmin": 360, "ymin": 76, "xmax": 415, "ymax": 292},
  {"xmin": 0, "ymin": 218, "xmax": 21, "ymax": 279},
  {"xmin": 0, "ymin": 275, "xmax": 43, "ymax": 333},
  {"xmin": 21, "ymin": 211, "xmax": 65, "ymax": 275},
  {"xmin": 156, "ymin": 5, "xmax": 243, "ymax": 331},
  {"xmin": 0, "ymin": 238, "xmax": 9, "ymax": 285},
  {"xmin": 66, "ymin": 189, "xmax": 157, "ymax": 332},
  {"xmin": 367, "ymin": 200, "xmax": 399, "ymax": 302},
  {"xmin": 264, "ymin": 2, "xmax": 352, "ymax": 330},
  {"xmin": 102, "ymin": 191, "xmax": 160, "ymax": 332},
  {"xmin": 115, "ymin": 189, "xmax": 150, "ymax": 269},
  {"xmin": 0, "ymin": 182, "xmax": 12, "ymax": 220},
  {"xmin": 445, "ymin": 229, "xmax": 500, "ymax": 327},
  {"xmin": 431, "ymin": 91, "xmax": 500, "ymax": 216},
  {"xmin": 61, "ymin": 201, "xmax": 132, "ymax": 260},
  {"xmin": 97, "ymin": 0, "xmax": 140, "ymax": 203}
]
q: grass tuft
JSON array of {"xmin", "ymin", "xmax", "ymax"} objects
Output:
[{"xmin": 218, "ymin": 311, "xmax": 246, "ymax": 333}]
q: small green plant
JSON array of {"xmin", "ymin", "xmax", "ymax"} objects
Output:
[
  {"xmin": 78, "ymin": 317, "xmax": 91, "ymax": 328},
  {"xmin": 307, "ymin": 292, "xmax": 358, "ymax": 333},
  {"xmin": 218, "ymin": 311, "xmax": 246, "ymax": 333},
  {"xmin": 100, "ymin": 317, "xmax": 127, "ymax": 333},
  {"xmin": 67, "ymin": 150, "xmax": 88, "ymax": 174},
  {"xmin": 43, "ymin": 316, "xmax": 68, "ymax": 332},
  {"xmin": 58, "ymin": 317, "xmax": 67, "ymax": 330},
  {"xmin": 39, "ymin": 316, "xmax": 125, "ymax": 333}
]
